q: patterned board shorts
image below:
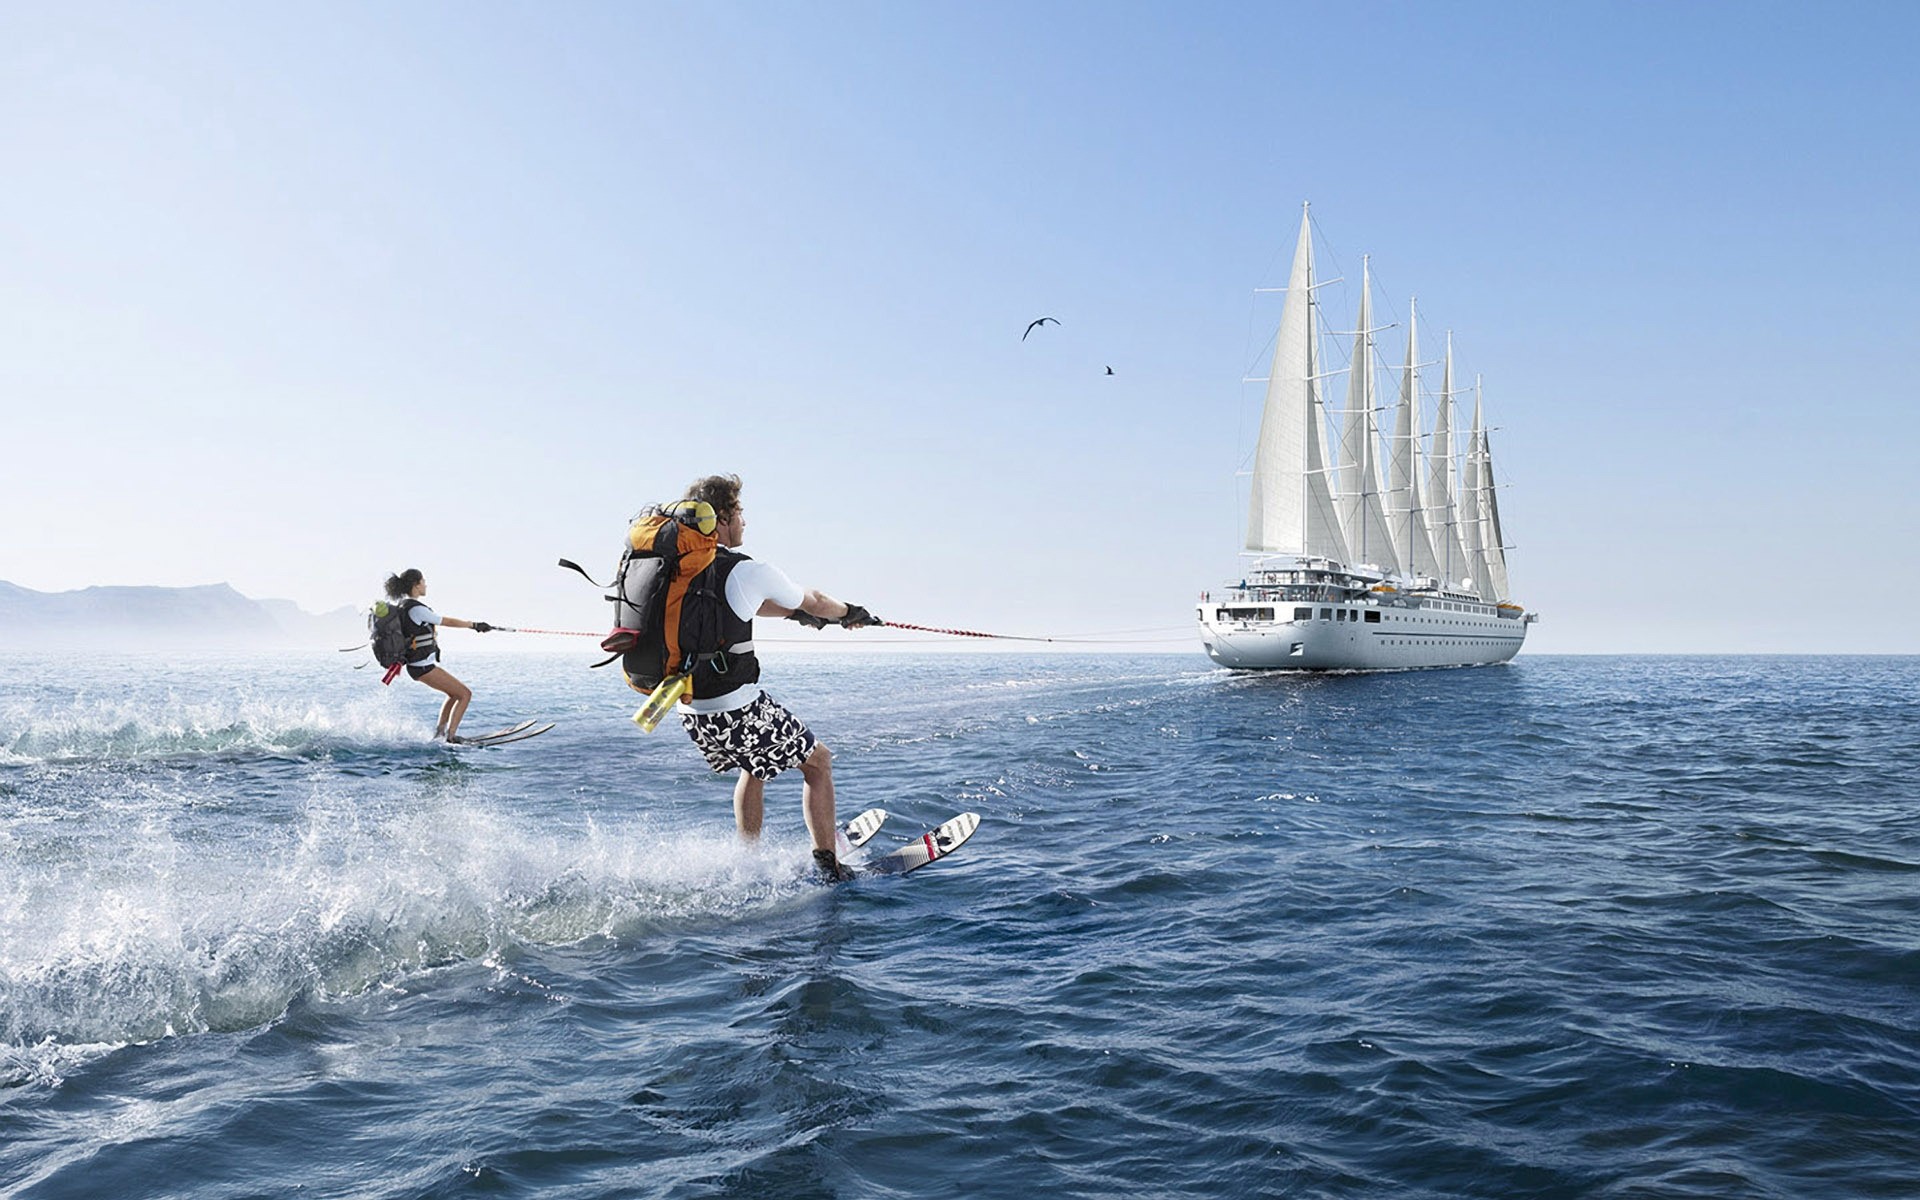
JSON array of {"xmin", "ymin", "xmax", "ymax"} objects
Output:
[{"xmin": 681, "ymin": 691, "xmax": 817, "ymax": 781}]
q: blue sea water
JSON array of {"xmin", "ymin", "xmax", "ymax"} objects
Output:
[{"xmin": 2, "ymin": 650, "xmax": 1917, "ymax": 1199}]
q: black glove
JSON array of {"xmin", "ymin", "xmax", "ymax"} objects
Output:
[
  {"xmin": 787, "ymin": 609, "xmax": 830, "ymax": 630},
  {"xmin": 839, "ymin": 604, "xmax": 881, "ymax": 629},
  {"xmin": 473, "ymin": 622, "xmax": 495, "ymax": 633}
]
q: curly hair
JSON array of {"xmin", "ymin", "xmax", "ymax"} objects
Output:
[{"xmin": 683, "ymin": 474, "xmax": 743, "ymax": 520}]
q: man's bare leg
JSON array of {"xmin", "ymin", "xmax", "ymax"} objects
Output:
[
  {"xmin": 734, "ymin": 773, "xmax": 765, "ymax": 839},
  {"xmin": 799, "ymin": 743, "xmax": 835, "ymax": 852}
]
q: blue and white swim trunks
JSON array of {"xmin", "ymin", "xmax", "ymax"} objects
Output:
[{"xmin": 681, "ymin": 691, "xmax": 816, "ymax": 781}]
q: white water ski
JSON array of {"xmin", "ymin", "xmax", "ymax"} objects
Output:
[
  {"xmin": 456, "ymin": 721, "xmax": 554, "ymax": 748},
  {"xmin": 458, "ymin": 718, "xmax": 538, "ymax": 743},
  {"xmin": 833, "ymin": 808, "xmax": 889, "ymax": 867},
  {"xmin": 863, "ymin": 812, "xmax": 980, "ymax": 878}
]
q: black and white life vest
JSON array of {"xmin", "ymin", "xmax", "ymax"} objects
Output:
[
  {"xmin": 397, "ymin": 598, "xmax": 439, "ymax": 665},
  {"xmin": 686, "ymin": 548, "xmax": 760, "ymax": 700}
]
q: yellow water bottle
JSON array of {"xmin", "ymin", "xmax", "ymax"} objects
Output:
[{"xmin": 632, "ymin": 672, "xmax": 691, "ymax": 732}]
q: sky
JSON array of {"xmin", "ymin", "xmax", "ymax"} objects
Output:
[{"xmin": 3, "ymin": 1, "xmax": 1917, "ymax": 655}]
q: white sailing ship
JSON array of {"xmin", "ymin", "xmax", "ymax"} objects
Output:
[{"xmin": 1198, "ymin": 205, "xmax": 1536, "ymax": 670}]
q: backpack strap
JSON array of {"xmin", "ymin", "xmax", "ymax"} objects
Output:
[
  {"xmin": 659, "ymin": 523, "xmax": 718, "ymax": 678},
  {"xmin": 557, "ymin": 557, "xmax": 611, "ymax": 588}
]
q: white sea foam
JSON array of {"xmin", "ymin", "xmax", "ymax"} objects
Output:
[
  {"xmin": 0, "ymin": 689, "xmax": 428, "ymax": 764},
  {"xmin": 0, "ymin": 785, "xmax": 807, "ymax": 1086}
]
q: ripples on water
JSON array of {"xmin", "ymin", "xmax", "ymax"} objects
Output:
[{"xmin": 2, "ymin": 651, "xmax": 1917, "ymax": 1198}]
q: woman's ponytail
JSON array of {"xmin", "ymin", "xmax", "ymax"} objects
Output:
[{"xmin": 384, "ymin": 568, "xmax": 423, "ymax": 600}]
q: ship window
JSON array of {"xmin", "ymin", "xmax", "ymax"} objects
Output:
[
  {"xmin": 1227, "ymin": 607, "xmax": 1274, "ymax": 622},
  {"xmin": 1319, "ymin": 608, "xmax": 1332, "ymax": 620},
  {"xmin": 1364, "ymin": 611, "xmax": 1381, "ymax": 624},
  {"xmin": 1293, "ymin": 607, "xmax": 1313, "ymax": 621}
]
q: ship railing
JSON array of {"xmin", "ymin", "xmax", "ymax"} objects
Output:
[{"xmin": 1217, "ymin": 584, "xmax": 1347, "ymax": 604}]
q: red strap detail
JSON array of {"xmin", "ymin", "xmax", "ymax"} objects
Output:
[
  {"xmin": 382, "ymin": 662, "xmax": 404, "ymax": 686},
  {"xmin": 923, "ymin": 832, "xmax": 938, "ymax": 861}
]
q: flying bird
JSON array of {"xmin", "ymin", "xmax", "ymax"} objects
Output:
[
  {"xmin": 1021, "ymin": 316, "xmax": 1059, "ymax": 341},
  {"xmin": 1104, "ymin": 366, "xmax": 1114, "ymax": 375}
]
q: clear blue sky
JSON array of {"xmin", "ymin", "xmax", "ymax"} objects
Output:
[{"xmin": 4, "ymin": 1, "xmax": 1915, "ymax": 654}]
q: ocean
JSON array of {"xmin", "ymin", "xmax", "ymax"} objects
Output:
[{"xmin": 2, "ymin": 650, "xmax": 1917, "ymax": 1198}]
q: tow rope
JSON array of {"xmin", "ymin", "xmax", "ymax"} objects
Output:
[
  {"xmin": 877, "ymin": 621, "xmax": 1057, "ymax": 643},
  {"xmin": 487, "ymin": 626, "xmax": 601, "ymax": 637},
  {"xmin": 480, "ymin": 620, "xmax": 1187, "ymax": 645},
  {"xmin": 544, "ymin": 552, "xmax": 1180, "ymax": 644},
  {"xmin": 485, "ymin": 620, "xmax": 1050, "ymax": 641}
]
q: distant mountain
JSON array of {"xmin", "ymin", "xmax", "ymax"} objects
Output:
[{"xmin": 0, "ymin": 581, "xmax": 362, "ymax": 648}]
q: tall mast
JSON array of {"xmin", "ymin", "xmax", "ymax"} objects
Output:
[
  {"xmin": 1475, "ymin": 376, "xmax": 1512, "ymax": 602},
  {"xmin": 1336, "ymin": 258, "xmax": 1401, "ymax": 573},
  {"xmin": 1387, "ymin": 298, "xmax": 1442, "ymax": 580},
  {"xmin": 1426, "ymin": 333, "xmax": 1471, "ymax": 589},
  {"xmin": 1463, "ymin": 377, "xmax": 1499, "ymax": 601}
]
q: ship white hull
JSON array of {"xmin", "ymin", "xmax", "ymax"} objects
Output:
[{"xmin": 1198, "ymin": 596, "xmax": 1527, "ymax": 671}]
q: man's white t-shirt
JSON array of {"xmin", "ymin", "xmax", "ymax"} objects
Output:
[{"xmin": 686, "ymin": 555, "xmax": 804, "ymax": 713}]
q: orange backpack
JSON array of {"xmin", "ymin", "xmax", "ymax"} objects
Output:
[{"xmin": 598, "ymin": 501, "xmax": 723, "ymax": 693}]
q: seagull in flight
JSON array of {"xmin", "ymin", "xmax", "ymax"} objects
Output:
[
  {"xmin": 1022, "ymin": 316, "xmax": 1059, "ymax": 341},
  {"xmin": 1104, "ymin": 366, "xmax": 1114, "ymax": 375}
]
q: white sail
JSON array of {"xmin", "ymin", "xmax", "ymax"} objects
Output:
[
  {"xmin": 1475, "ymin": 380, "xmax": 1513, "ymax": 602},
  {"xmin": 1463, "ymin": 380, "xmax": 1499, "ymax": 601},
  {"xmin": 1245, "ymin": 207, "xmax": 1348, "ymax": 562},
  {"xmin": 1426, "ymin": 335, "xmax": 1472, "ymax": 589},
  {"xmin": 1386, "ymin": 299, "xmax": 1442, "ymax": 580},
  {"xmin": 1335, "ymin": 260, "xmax": 1401, "ymax": 572}
]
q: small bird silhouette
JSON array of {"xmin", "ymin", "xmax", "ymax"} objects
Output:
[
  {"xmin": 1104, "ymin": 366, "xmax": 1114, "ymax": 375},
  {"xmin": 1022, "ymin": 316, "xmax": 1059, "ymax": 341}
]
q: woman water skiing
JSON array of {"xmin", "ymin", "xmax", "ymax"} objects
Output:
[{"xmin": 383, "ymin": 569, "xmax": 494, "ymax": 742}]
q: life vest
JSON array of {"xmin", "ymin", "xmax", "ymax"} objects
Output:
[
  {"xmin": 686, "ymin": 548, "xmax": 760, "ymax": 700},
  {"xmin": 602, "ymin": 502, "xmax": 758, "ymax": 700},
  {"xmin": 396, "ymin": 599, "xmax": 438, "ymax": 664}
]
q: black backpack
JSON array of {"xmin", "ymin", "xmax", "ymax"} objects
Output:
[{"xmin": 369, "ymin": 600, "xmax": 411, "ymax": 668}]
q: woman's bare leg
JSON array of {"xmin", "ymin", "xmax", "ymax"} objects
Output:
[{"xmin": 416, "ymin": 667, "xmax": 473, "ymax": 740}]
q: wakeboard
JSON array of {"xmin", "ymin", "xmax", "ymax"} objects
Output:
[{"xmin": 862, "ymin": 812, "xmax": 980, "ymax": 878}]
